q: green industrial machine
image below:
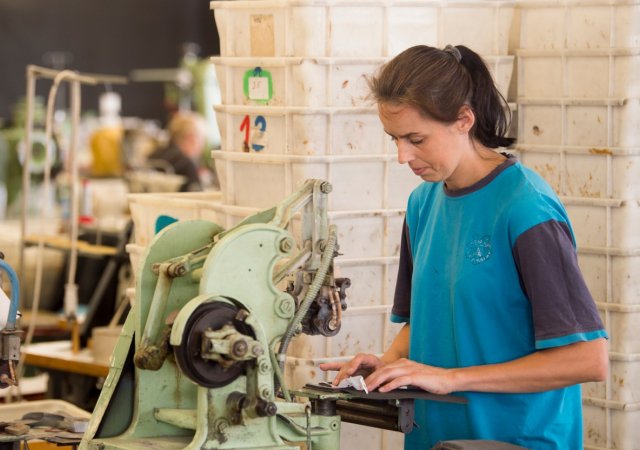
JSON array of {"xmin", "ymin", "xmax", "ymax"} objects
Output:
[{"xmin": 80, "ymin": 179, "xmax": 349, "ymax": 450}]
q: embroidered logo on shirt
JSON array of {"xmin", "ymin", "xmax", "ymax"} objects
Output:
[{"xmin": 465, "ymin": 234, "xmax": 492, "ymax": 265}]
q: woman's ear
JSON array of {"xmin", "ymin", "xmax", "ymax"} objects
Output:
[{"xmin": 456, "ymin": 105, "xmax": 475, "ymax": 134}]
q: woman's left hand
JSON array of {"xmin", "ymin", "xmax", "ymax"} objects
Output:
[{"xmin": 364, "ymin": 358, "xmax": 456, "ymax": 395}]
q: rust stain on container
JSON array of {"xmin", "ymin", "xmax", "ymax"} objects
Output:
[
  {"xmin": 342, "ymin": 80, "xmax": 349, "ymax": 88},
  {"xmin": 589, "ymin": 148, "xmax": 612, "ymax": 155},
  {"xmin": 532, "ymin": 126, "xmax": 542, "ymax": 136}
]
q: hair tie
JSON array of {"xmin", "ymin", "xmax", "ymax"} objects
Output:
[{"xmin": 443, "ymin": 45, "xmax": 462, "ymax": 63}]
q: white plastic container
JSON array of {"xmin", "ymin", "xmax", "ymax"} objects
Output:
[
  {"xmin": 485, "ymin": 55, "xmax": 516, "ymax": 100},
  {"xmin": 563, "ymin": 197, "xmax": 640, "ymax": 248},
  {"xmin": 212, "ymin": 151, "xmax": 422, "ymax": 211},
  {"xmin": 91, "ymin": 325, "xmax": 123, "ymax": 366},
  {"xmin": 213, "ymin": 1, "xmax": 383, "ymax": 58},
  {"xmin": 213, "ymin": 55, "xmax": 514, "ymax": 108},
  {"xmin": 284, "ymin": 355, "xmax": 331, "ymax": 388},
  {"xmin": 583, "ymin": 397, "xmax": 640, "ymax": 450},
  {"xmin": 519, "ymin": 1, "xmax": 640, "ymax": 51},
  {"xmin": 583, "ymin": 352, "xmax": 640, "ymax": 405},
  {"xmin": 213, "ymin": 57, "xmax": 383, "ymax": 108},
  {"xmin": 517, "ymin": 98, "xmax": 640, "ymax": 147},
  {"xmin": 517, "ymin": 49, "xmax": 640, "ymax": 99},
  {"xmin": 594, "ymin": 303, "xmax": 640, "ymax": 354},
  {"xmin": 521, "ymin": 147, "xmax": 640, "ymax": 200},
  {"xmin": 126, "ymin": 242, "xmax": 145, "ymax": 280},
  {"xmin": 314, "ymin": 211, "xmax": 405, "ymax": 260},
  {"xmin": 126, "ymin": 171, "xmax": 186, "ymax": 193},
  {"xmin": 214, "ymin": 104, "xmax": 388, "ymax": 155},
  {"xmin": 212, "ymin": 0, "xmax": 515, "ymax": 58},
  {"xmin": 577, "ymin": 249, "xmax": 640, "ymax": 306},
  {"xmin": 128, "ymin": 191, "xmax": 223, "ymax": 246},
  {"xmin": 335, "ymin": 257, "xmax": 400, "ymax": 308}
]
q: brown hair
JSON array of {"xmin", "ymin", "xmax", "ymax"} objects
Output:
[{"xmin": 369, "ymin": 45, "xmax": 514, "ymax": 148}]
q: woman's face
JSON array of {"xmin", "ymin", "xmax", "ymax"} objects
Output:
[{"xmin": 378, "ymin": 102, "xmax": 470, "ymax": 183}]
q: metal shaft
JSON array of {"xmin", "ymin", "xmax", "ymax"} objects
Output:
[
  {"xmin": 335, "ymin": 399, "xmax": 398, "ymax": 418},
  {"xmin": 336, "ymin": 408, "xmax": 401, "ymax": 432}
]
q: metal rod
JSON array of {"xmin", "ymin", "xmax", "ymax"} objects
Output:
[
  {"xmin": 336, "ymin": 409, "xmax": 400, "ymax": 432},
  {"xmin": 26, "ymin": 65, "xmax": 127, "ymax": 85},
  {"xmin": 335, "ymin": 399, "xmax": 398, "ymax": 418},
  {"xmin": 273, "ymin": 241, "xmax": 312, "ymax": 284}
]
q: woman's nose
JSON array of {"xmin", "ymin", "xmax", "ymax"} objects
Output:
[{"xmin": 396, "ymin": 141, "xmax": 414, "ymax": 164}]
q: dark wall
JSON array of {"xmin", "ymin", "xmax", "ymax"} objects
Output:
[{"xmin": 0, "ymin": 0, "xmax": 219, "ymax": 125}]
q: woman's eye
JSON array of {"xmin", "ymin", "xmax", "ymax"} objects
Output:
[{"xmin": 410, "ymin": 139, "xmax": 423, "ymax": 145}]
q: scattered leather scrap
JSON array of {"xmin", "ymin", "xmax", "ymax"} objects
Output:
[{"xmin": 5, "ymin": 423, "xmax": 30, "ymax": 436}]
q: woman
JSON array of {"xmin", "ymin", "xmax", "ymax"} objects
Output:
[
  {"xmin": 147, "ymin": 111, "xmax": 208, "ymax": 192},
  {"xmin": 320, "ymin": 45, "xmax": 608, "ymax": 449}
]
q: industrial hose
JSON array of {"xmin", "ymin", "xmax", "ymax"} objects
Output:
[
  {"xmin": 277, "ymin": 224, "xmax": 337, "ymax": 370},
  {"xmin": 0, "ymin": 259, "xmax": 20, "ymax": 330}
]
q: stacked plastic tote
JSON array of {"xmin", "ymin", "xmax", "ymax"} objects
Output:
[
  {"xmin": 210, "ymin": 1, "xmax": 515, "ymax": 448},
  {"xmin": 515, "ymin": 2, "xmax": 640, "ymax": 449}
]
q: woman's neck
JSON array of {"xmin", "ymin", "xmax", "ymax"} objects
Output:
[{"xmin": 445, "ymin": 143, "xmax": 506, "ymax": 191}]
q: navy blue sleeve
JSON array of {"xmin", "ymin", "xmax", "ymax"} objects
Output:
[
  {"xmin": 512, "ymin": 220, "xmax": 607, "ymax": 349},
  {"xmin": 391, "ymin": 219, "xmax": 412, "ymax": 322}
]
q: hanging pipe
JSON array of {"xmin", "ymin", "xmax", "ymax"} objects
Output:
[
  {"xmin": 277, "ymin": 224, "xmax": 337, "ymax": 369},
  {"xmin": 63, "ymin": 79, "xmax": 82, "ymax": 319},
  {"xmin": 0, "ymin": 259, "xmax": 20, "ymax": 331}
]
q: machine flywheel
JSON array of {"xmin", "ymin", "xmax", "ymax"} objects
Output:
[{"xmin": 173, "ymin": 300, "xmax": 254, "ymax": 388}]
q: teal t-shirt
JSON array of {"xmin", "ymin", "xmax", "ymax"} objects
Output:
[{"xmin": 392, "ymin": 157, "xmax": 606, "ymax": 449}]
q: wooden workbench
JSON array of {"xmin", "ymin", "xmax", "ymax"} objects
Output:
[
  {"xmin": 23, "ymin": 235, "xmax": 117, "ymax": 257},
  {"xmin": 21, "ymin": 341, "xmax": 109, "ymax": 378}
]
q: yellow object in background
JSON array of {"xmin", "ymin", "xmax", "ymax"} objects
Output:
[{"xmin": 90, "ymin": 126, "xmax": 123, "ymax": 177}]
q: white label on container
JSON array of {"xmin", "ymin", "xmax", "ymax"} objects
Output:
[{"xmin": 248, "ymin": 77, "xmax": 269, "ymax": 100}]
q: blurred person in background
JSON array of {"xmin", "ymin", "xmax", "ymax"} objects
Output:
[{"xmin": 147, "ymin": 111, "xmax": 207, "ymax": 192}]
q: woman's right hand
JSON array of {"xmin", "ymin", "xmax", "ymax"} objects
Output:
[{"xmin": 319, "ymin": 353, "xmax": 386, "ymax": 386}]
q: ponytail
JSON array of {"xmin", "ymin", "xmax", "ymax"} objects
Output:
[{"xmin": 455, "ymin": 45, "xmax": 514, "ymax": 148}]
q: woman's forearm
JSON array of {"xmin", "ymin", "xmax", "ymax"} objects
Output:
[
  {"xmin": 450, "ymin": 338, "xmax": 609, "ymax": 393},
  {"xmin": 380, "ymin": 324, "xmax": 410, "ymax": 364}
]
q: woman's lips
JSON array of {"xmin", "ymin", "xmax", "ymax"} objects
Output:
[{"xmin": 411, "ymin": 166, "xmax": 426, "ymax": 176}]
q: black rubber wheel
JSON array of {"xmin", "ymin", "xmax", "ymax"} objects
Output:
[{"xmin": 173, "ymin": 300, "xmax": 253, "ymax": 388}]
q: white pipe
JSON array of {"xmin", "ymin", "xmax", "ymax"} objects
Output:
[
  {"xmin": 18, "ymin": 68, "xmax": 36, "ymax": 306},
  {"xmin": 64, "ymin": 79, "xmax": 82, "ymax": 319}
]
